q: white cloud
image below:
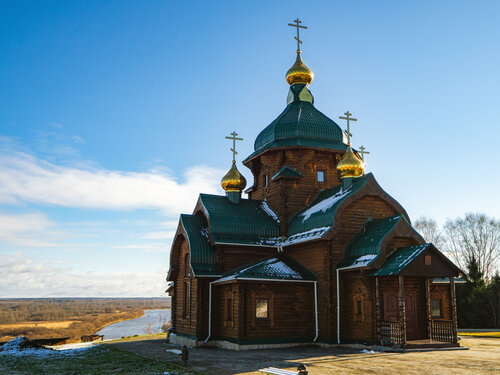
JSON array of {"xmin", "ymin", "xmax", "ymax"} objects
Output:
[
  {"xmin": 0, "ymin": 252, "xmax": 167, "ymax": 297},
  {"xmin": 0, "ymin": 149, "xmax": 224, "ymax": 214},
  {"xmin": 0, "ymin": 212, "xmax": 63, "ymax": 247}
]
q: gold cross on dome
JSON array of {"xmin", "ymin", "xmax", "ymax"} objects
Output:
[
  {"xmin": 358, "ymin": 145, "xmax": 370, "ymax": 161},
  {"xmin": 339, "ymin": 111, "xmax": 357, "ymax": 146},
  {"xmin": 288, "ymin": 18, "xmax": 307, "ymax": 53},
  {"xmin": 225, "ymin": 131, "xmax": 243, "ymax": 162}
]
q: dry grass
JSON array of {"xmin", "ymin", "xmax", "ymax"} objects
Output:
[
  {"xmin": 243, "ymin": 338, "xmax": 500, "ymax": 375},
  {"xmin": 0, "ymin": 321, "xmax": 80, "ymax": 330},
  {"xmin": 459, "ymin": 331, "xmax": 500, "ymax": 338}
]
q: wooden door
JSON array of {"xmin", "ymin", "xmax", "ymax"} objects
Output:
[
  {"xmin": 383, "ymin": 291, "xmax": 418, "ymax": 340},
  {"xmin": 405, "ymin": 292, "xmax": 418, "ymax": 340},
  {"xmin": 383, "ymin": 292, "xmax": 399, "ymax": 322}
]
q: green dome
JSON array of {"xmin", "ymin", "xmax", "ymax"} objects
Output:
[{"xmin": 251, "ymin": 84, "xmax": 346, "ymax": 158}]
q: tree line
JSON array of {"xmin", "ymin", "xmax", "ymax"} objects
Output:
[{"xmin": 414, "ymin": 213, "xmax": 500, "ymax": 328}]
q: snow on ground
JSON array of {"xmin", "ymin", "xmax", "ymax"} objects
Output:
[{"xmin": 0, "ymin": 336, "xmax": 94, "ymax": 357}]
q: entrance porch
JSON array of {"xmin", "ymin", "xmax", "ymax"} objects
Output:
[{"xmin": 375, "ymin": 276, "xmax": 459, "ymax": 348}]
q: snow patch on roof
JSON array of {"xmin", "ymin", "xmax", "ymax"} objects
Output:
[
  {"xmin": 261, "ymin": 201, "xmax": 280, "ymax": 223},
  {"xmin": 398, "ymin": 245, "xmax": 426, "ymax": 269},
  {"xmin": 339, "ymin": 254, "xmax": 377, "ymax": 270},
  {"xmin": 301, "ymin": 188, "xmax": 351, "ymax": 223},
  {"xmin": 282, "ymin": 226, "xmax": 330, "ymax": 246},
  {"xmin": 214, "ymin": 258, "xmax": 304, "ymax": 283}
]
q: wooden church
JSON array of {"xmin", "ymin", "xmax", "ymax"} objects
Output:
[{"xmin": 167, "ymin": 20, "xmax": 463, "ymax": 350}]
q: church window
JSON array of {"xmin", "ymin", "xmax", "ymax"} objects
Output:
[
  {"xmin": 185, "ymin": 253, "xmax": 191, "ymax": 277},
  {"xmin": 263, "ymin": 174, "xmax": 268, "ymax": 188},
  {"xmin": 431, "ymin": 298, "xmax": 442, "ymax": 318},
  {"xmin": 227, "ymin": 298, "xmax": 233, "ymax": 322},
  {"xmin": 255, "ymin": 298, "xmax": 269, "ymax": 319},
  {"xmin": 356, "ymin": 300, "xmax": 362, "ymax": 315},
  {"xmin": 317, "ymin": 170, "xmax": 325, "ymax": 182},
  {"xmin": 183, "ymin": 281, "xmax": 190, "ymax": 318},
  {"xmin": 425, "ymin": 255, "xmax": 432, "ymax": 266}
]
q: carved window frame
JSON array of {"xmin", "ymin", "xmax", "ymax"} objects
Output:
[
  {"xmin": 430, "ymin": 286, "xmax": 448, "ymax": 320},
  {"xmin": 250, "ymin": 285, "xmax": 274, "ymax": 328},
  {"xmin": 353, "ymin": 288, "xmax": 366, "ymax": 324},
  {"xmin": 224, "ymin": 289, "xmax": 235, "ymax": 328}
]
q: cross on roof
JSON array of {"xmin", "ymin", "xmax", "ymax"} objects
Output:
[
  {"xmin": 225, "ymin": 131, "xmax": 243, "ymax": 162},
  {"xmin": 339, "ymin": 111, "xmax": 357, "ymax": 146},
  {"xmin": 288, "ymin": 18, "xmax": 307, "ymax": 53},
  {"xmin": 358, "ymin": 145, "xmax": 370, "ymax": 161}
]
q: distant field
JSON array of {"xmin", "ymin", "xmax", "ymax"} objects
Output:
[{"xmin": 0, "ymin": 298, "xmax": 170, "ymax": 343}]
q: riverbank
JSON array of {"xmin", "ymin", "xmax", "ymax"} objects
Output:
[
  {"xmin": 96, "ymin": 310, "xmax": 171, "ymax": 340},
  {"xmin": 0, "ymin": 298, "xmax": 170, "ymax": 343}
]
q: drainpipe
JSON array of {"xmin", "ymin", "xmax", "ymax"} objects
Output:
[
  {"xmin": 313, "ymin": 281, "xmax": 319, "ymax": 342},
  {"xmin": 204, "ymin": 281, "xmax": 213, "ymax": 343}
]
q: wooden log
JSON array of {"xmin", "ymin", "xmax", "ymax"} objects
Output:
[
  {"xmin": 450, "ymin": 277, "xmax": 458, "ymax": 343},
  {"xmin": 398, "ymin": 275, "xmax": 406, "ymax": 346},
  {"xmin": 426, "ymin": 278, "xmax": 432, "ymax": 341},
  {"xmin": 375, "ymin": 277, "xmax": 381, "ymax": 344}
]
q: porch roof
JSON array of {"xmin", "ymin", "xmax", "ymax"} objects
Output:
[
  {"xmin": 370, "ymin": 243, "xmax": 429, "ymax": 276},
  {"xmin": 371, "ymin": 243, "xmax": 463, "ymax": 277},
  {"xmin": 213, "ymin": 254, "xmax": 316, "ymax": 284}
]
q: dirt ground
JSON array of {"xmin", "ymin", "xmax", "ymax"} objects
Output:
[{"xmin": 107, "ymin": 336, "xmax": 500, "ymax": 375}]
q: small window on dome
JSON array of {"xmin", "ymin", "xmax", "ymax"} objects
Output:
[{"xmin": 317, "ymin": 170, "xmax": 325, "ymax": 183}]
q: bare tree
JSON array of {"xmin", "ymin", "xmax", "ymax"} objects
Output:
[
  {"xmin": 443, "ymin": 213, "xmax": 500, "ymax": 279},
  {"xmin": 414, "ymin": 216, "xmax": 445, "ymax": 248}
]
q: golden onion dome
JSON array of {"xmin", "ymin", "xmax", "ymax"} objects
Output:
[
  {"xmin": 336, "ymin": 146, "xmax": 365, "ymax": 178},
  {"xmin": 221, "ymin": 161, "xmax": 247, "ymax": 192},
  {"xmin": 286, "ymin": 52, "xmax": 314, "ymax": 85}
]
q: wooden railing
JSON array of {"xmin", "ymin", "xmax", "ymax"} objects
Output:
[
  {"xmin": 430, "ymin": 320, "xmax": 456, "ymax": 343},
  {"xmin": 379, "ymin": 321, "xmax": 403, "ymax": 345}
]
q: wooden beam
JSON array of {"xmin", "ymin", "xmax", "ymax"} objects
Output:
[
  {"xmin": 398, "ymin": 275, "xmax": 406, "ymax": 346},
  {"xmin": 375, "ymin": 277, "xmax": 381, "ymax": 344},
  {"xmin": 426, "ymin": 278, "xmax": 432, "ymax": 341},
  {"xmin": 450, "ymin": 277, "xmax": 458, "ymax": 343}
]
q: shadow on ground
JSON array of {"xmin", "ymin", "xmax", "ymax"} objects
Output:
[{"xmin": 107, "ymin": 337, "xmax": 500, "ymax": 375}]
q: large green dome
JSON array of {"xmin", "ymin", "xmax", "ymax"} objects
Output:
[{"xmin": 249, "ymin": 84, "xmax": 346, "ymax": 159}]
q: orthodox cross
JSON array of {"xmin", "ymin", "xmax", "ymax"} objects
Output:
[
  {"xmin": 339, "ymin": 111, "xmax": 357, "ymax": 145},
  {"xmin": 358, "ymin": 145, "xmax": 370, "ymax": 161},
  {"xmin": 225, "ymin": 131, "xmax": 243, "ymax": 162},
  {"xmin": 288, "ymin": 18, "xmax": 307, "ymax": 53}
]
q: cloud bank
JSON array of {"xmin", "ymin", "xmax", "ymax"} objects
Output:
[{"xmin": 0, "ymin": 149, "xmax": 224, "ymax": 214}]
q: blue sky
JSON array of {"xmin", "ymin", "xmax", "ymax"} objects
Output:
[{"xmin": 1, "ymin": 1, "xmax": 499, "ymax": 297}]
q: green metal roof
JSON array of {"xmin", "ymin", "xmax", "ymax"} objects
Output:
[
  {"xmin": 271, "ymin": 165, "xmax": 303, "ymax": 181},
  {"xmin": 246, "ymin": 85, "xmax": 347, "ymax": 160},
  {"xmin": 287, "ymin": 174, "xmax": 372, "ymax": 236},
  {"xmin": 214, "ymin": 253, "xmax": 316, "ymax": 283},
  {"xmin": 370, "ymin": 243, "xmax": 430, "ymax": 276},
  {"xmin": 199, "ymin": 194, "xmax": 280, "ymax": 245},
  {"xmin": 336, "ymin": 215, "xmax": 405, "ymax": 268},
  {"xmin": 180, "ymin": 214, "xmax": 221, "ymax": 276}
]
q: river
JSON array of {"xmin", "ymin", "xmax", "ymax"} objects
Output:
[{"xmin": 95, "ymin": 309, "xmax": 171, "ymax": 340}]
